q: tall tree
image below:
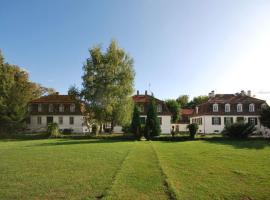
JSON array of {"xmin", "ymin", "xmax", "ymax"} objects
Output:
[
  {"xmin": 130, "ymin": 105, "xmax": 141, "ymax": 139},
  {"xmin": 176, "ymin": 95, "xmax": 189, "ymax": 108},
  {"xmin": 187, "ymin": 95, "xmax": 209, "ymax": 108},
  {"xmin": 260, "ymin": 107, "xmax": 270, "ymax": 129},
  {"xmin": 145, "ymin": 100, "xmax": 161, "ymax": 139},
  {"xmin": 81, "ymin": 40, "xmax": 135, "ymax": 132},
  {"xmin": 165, "ymin": 99, "xmax": 180, "ymax": 123},
  {"xmin": 0, "ymin": 50, "xmax": 55, "ymax": 133}
]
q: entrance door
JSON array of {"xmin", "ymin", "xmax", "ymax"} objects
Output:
[{"xmin": 47, "ymin": 116, "xmax": 53, "ymax": 124}]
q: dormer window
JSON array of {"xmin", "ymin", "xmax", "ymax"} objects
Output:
[
  {"xmin": 70, "ymin": 104, "xmax": 75, "ymax": 112},
  {"xmin": 38, "ymin": 104, "xmax": 42, "ymax": 112},
  {"xmin": 249, "ymin": 104, "xmax": 255, "ymax": 112},
  {"xmin": 59, "ymin": 104, "xmax": 64, "ymax": 112},
  {"xmin": 261, "ymin": 103, "xmax": 267, "ymax": 110},
  {"xmin": 237, "ymin": 104, "xmax": 243, "ymax": 112},
  {"xmin": 196, "ymin": 106, "xmax": 199, "ymax": 114},
  {"xmin": 157, "ymin": 104, "xmax": 162, "ymax": 113},
  {"xmin": 49, "ymin": 104, "xmax": 53, "ymax": 112},
  {"xmin": 138, "ymin": 104, "xmax": 144, "ymax": 112},
  {"xmin": 225, "ymin": 104, "xmax": 230, "ymax": 112},
  {"xmin": 213, "ymin": 104, "xmax": 218, "ymax": 112}
]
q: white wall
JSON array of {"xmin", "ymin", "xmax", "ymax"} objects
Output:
[
  {"xmin": 27, "ymin": 115, "xmax": 89, "ymax": 133},
  {"xmin": 190, "ymin": 115, "xmax": 267, "ymax": 135},
  {"xmin": 171, "ymin": 123, "xmax": 189, "ymax": 132}
]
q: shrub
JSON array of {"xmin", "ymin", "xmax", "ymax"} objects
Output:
[
  {"xmin": 47, "ymin": 123, "xmax": 61, "ymax": 138},
  {"xmin": 260, "ymin": 107, "xmax": 270, "ymax": 129},
  {"xmin": 122, "ymin": 124, "xmax": 130, "ymax": 134},
  {"xmin": 61, "ymin": 129, "xmax": 73, "ymax": 135},
  {"xmin": 187, "ymin": 123, "xmax": 198, "ymax": 139},
  {"xmin": 222, "ymin": 122, "xmax": 256, "ymax": 139},
  {"xmin": 130, "ymin": 105, "xmax": 141, "ymax": 139}
]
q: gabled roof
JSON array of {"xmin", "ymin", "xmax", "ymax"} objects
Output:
[
  {"xmin": 29, "ymin": 94, "xmax": 77, "ymax": 103},
  {"xmin": 181, "ymin": 108, "xmax": 194, "ymax": 115},
  {"xmin": 205, "ymin": 94, "xmax": 265, "ymax": 104}
]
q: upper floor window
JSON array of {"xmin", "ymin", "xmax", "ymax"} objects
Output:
[
  {"xmin": 38, "ymin": 104, "xmax": 42, "ymax": 112},
  {"xmin": 261, "ymin": 103, "xmax": 267, "ymax": 110},
  {"xmin": 157, "ymin": 104, "xmax": 162, "ymax": 113},
  {"xmin": 59, "ymin": 104, "xmax": 64, "ymax": 112},
  {"xmin": 225, "ymin": 104, "xmax": 230, "ymax": 112},
  {"xmin": 249, "ymin": 103, "xmax": 255, "ymax": 112},
  {"xmin": 49, "ymin": 104, "xmax": 53, "ymax": 112},
  {"xmin": 27, "ymin": 104, "xmax": 32, "ymax": 112},
  {"xmin": 196, "ymin": 106, "xmax": 199, "ymax": 114},
  {"xmin": 70, "ymin": 104, "xmax": 75, "ymax": 112},
  {"xmin": 237, "ymin": 104, "xmax": 243, "ymax": 112},
  {"xmin": 213, "ymin": 104, "xmax": 218, "ymax": 112},
  {"xmin": 138, "ymin": 104, "xmax": 144, "ymax": 112}
]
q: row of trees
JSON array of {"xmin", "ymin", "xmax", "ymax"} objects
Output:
[
  {"xmin": 130, "ymin": 100, "xmax": 161, "ymax": 140},
  {"xmin": 0, "ymin": 51, "xmax": 55, "ymax": 133}
]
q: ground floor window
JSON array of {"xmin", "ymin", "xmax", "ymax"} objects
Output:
[
  {"xmin": 192, "ymin": 118, "xmax": 202, "ymax": 125},
  {"xmin": 158, "ymin": 117, "xmax": 162, "ymax": 125},
  {"xmin": 248, "ymin": 117, "xmax": 257, "ymax": 125},
  {"xmin": 59, "ymin": 116, "xmax": 63, "ymax": 125},
  {"xmin": 69, "ymin": 117, "xmax": 74, "ymax": 125},
  {"xmin": 37, "ymin": 116, "xmax": 42, "ymax": 125},
  {"xmin": 212, "ymin": 117, "xmax": 221, "ymax": 125},
  {"xmin": 140, "ymin": 117, "xmax": 146, "ymax": 125},
  {"xmin": 224, "ymin": 117, "xmax": 233, "ymax": 126}
]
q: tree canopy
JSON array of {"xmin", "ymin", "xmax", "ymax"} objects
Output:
[
  {"xmin": 165, "ymin": 99, "xmax": 180, "ymax": 123},
  {"xmin": 260, "ymin": 107, "xmax": 270, "ymax": 129},
  {"xmin": 176, "ymin": 95, "xmax": 189, "ymax": 108}
]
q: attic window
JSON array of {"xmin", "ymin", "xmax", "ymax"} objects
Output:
[
  {"xmin": 249, "ymin": 104, "xmax": 255, "ymax": 112},
  {"xmin": 70, "ymin": 104, "xmax": 75, "ymax": 112},
  {"xmin": 138, "ymin": 105, "xmax": 144, "ymax": 112},
  {"xmin": 213, "ymin": 104, "xmax": 218, "ymax": 112},
  {"xmin": 49, "ymin": 104, "xmax": 53, "ymax": 112},
  {"xmin": 237, "ymin": 104, "xmax": 243, "ymax": 112},
  {"xmin": 225, "ymin": 104, "xmax": 230, "ymax": 112},
  {"xmin": 59, "ymin": 104, "xmax": 64, "ymax": 112},
  {"xmin": 27, "ymin": 105, "xmax": 32, "ymax": 112},
  {"xmin": 38, "ymin": 104, "xmax": 42, "ymax": 112}
]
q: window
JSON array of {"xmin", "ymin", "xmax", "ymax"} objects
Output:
[
  {"xmin": 236, "ymin": 117, "xmax": 244, "ymax": 123},
  {"xmin": 225, "ymin": 104, "xmax": 230, "ymax": 112},
  {"xmin": 157, "ymin": 104, "xmax": 162, "ymax": 113},
  {"xmin": 59, "ymin": 104, "xmax": 64, "ymax": 112},
  {"xmin": 224, "ymin": 117, "xmax": 233, "ymax": 125},
  {"xmin": 249, "ymin": 104, "xmax": 255, "ymax": 112},
  {"xmin": 196, "ymin": 106, "xmax": 199, "ymax": 114},
  {"xmin": 27, "ymin": 104, "xmax": 32, "ymax": 112},
  {"xmin": 138, "ymin": 105, "xmax": 144, "ymax": 112},
  {"xmin": 261, "ymin": 103, "xmax": 267, "ymax": 110},
  {"xmin": 158, "ymin": 117, "xmax": 162, "ymax": 125},
  {"xmin": 70, "ymin": 104, "xmax": 75, "ymax": 112},
  {"xmin": 49, "ymin": 104, "xmax": 53, "ymax": 112},
  {"xmin": 37, "ymin": 116, "xmax": 42, "ymax": 125},
  {"xmin": 248, "ymin": 117, "xmax": 257, "ymax": 125},
  {"xmin": 212, "ymin": 117, "xmax": 221, "ymax": 125},
  {"xmin": 38, "ymin": 104, "xmax": 42, "ymax": 112},
  {"xmin": 140, "ymin": 117, "xmax": 146, "ymax": 124},
  {"xmin": 213, "ymin": 104, "xmax": 218, "ymax": 112},
  {"xmin": 58, "ymin": 116, "xmax": 63, "ymax": 125},
  {"xmin": 69, "ymin": 117, "xmax": 74, "ymax": 125},
  {"xmin": 237, "ymin": 104, "xmax": 243, "ymax": 112},
  {"xmin": 193, "ymin": 118, "xmax": 202, "ymax": 125}
]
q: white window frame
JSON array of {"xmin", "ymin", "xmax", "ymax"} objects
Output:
[
  {"xmin": 212, "ymin": 117, "xmax": 221, "ymax": 125},
  {"xmin": 157, "ymin": 104, "xmax": 162, "ymax": 113},
  {"xmin": 37, "ymin": 116, "xmax": 42, "ymax": 125},
  {"xmin": 70, "ymin": 104, "xmax": 75, "ymax": 112},
  {"xmin": 49, "ymin": 104, "xmax": 53, "ymax": 112},
  {"xmin": 38, "ymin": 104, "xmax": 42, "ymax": 112},
  {"xmin": 59, "ymin": 104, "xmax": 64, "ymax": 112},
  {"xmin": 58, "ymin": 116, "xmax": 63, "ymax": 125},
  {"xmin": 225, "ymin": 104, "xmax": 230, "ymax": 112},
  {"xmin": 69, "ymin": 116, "xmax": 74, "ymax": 125},
  {"xmin": 213, "ymin": 104, "xmax": 218, "ymax": 112},
  {"xmin": 237, "ymin": 104, "xmax": 243, "ymax": 112},
  {"xmin": 249, "ymin": 103, "xmax": 255, "ymax": 112},
  {"xmin": 138, "ymin": 105, "xmax": 144, "ymax": 112}
]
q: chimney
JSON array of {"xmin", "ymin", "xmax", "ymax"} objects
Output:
[
  {"xmin": 247, "ymin": 90, "xmax": 251, "ymax": 97},
  {"xmin": 145, "ymin": 90, "xmax": 148, "ymax": 95},
  {"xmin": 240, "ymin": 90, "xmax": 246, "ymax": 96},
  {"xmin": 209, "ymin": 90, "xmax": 215, "ymax": 98},
  {"xmin": 136, "ymin": 90, "xmax": 139, "ymax": 95}
]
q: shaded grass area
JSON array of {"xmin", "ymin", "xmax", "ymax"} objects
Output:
[{"xmin": 0, "ymin": 135, "xmax": 270, "ymax": 200}]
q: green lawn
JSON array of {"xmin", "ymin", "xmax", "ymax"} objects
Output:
[{"xmin": 0, "ymin": 136, "xmax": 269, "ymax": 200}]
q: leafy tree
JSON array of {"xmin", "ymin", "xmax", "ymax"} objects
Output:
[
  {"xmin": 144, "ymin": 100, "xmax": 161, "ymax": 140},
  {"xmin": 47, "ymin": 123, "xmax": 60, "ymax": 138},
  {"xmin": 177, "ymin": 95, "xmax": 189, "ymax": 108},
  {"xmin": 187, "ymin": 95, "xmax": 209, "ymax": 108},
  {"xmin": 222, "ymin": 122, "xmax": 255, "ymax": 139},
  {"xmin": 130, "ymin": 105, "xmax": 141, "ymax": 139},
  {"xmin": 165, "ymin": 99, "xmax": 180, "ymax": 123},
  {"xmin": 81, "ymin": 40, "xmax": 135, "ymax": 132},
  {"xmin": 260, "ymin": 107, "xmax": 270, "ymax": 129},
  {"xmin": 0, "ymin": 50, "xmax": 54, "ymax": 133},
  {"xmin": 187, "ymin": 123, "xmax": 198, "ymax": 139}
]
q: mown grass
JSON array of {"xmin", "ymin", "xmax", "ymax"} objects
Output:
[{"xmin": 0, "ymin": 136, "xmax": 269, "ymax": 200}]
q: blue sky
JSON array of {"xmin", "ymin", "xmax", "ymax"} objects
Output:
[{"xmin": 1, "ymin": 0, "xmax": 270, "ymax": 102}]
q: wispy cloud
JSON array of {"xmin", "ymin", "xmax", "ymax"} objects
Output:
[{"xmin": 47, "ymin": 79, "xmax": 54, "ymax": 83}]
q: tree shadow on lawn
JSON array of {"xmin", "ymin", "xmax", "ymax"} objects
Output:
[{"xmin": 153, "ymin": 135, "xmax": 270, "ymax": 150}]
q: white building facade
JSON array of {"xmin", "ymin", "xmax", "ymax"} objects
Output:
[
  {"xmin": 27, "ymin": 94, "xmax": 89, "ymax": 133},
  {"xmin": 190, "ymin": 90, "xmax": 270, "ymax": 136}
]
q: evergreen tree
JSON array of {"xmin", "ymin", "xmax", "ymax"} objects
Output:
[
  {"xmin": 130, "ymin": 105, "xmax": 141, "ymax": 139},
  {"xmin": 261, "ymin": 107, "xmax": 270, "ymax": 129},
  {"xmin": 145, "ymin": 100, "xmax": 161, "ymax": 139}
]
